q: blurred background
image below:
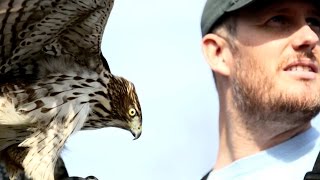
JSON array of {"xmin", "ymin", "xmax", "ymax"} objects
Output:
[{"xmin": 63, "ymin": 0, "xmax": 219, "ymax": 179}]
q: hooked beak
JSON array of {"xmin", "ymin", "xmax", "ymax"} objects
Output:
[
  {"xmin": 132, "ymin": 130, "xmax": 142, "ymax": 140},
  {"xmin": 130, "ymin": 116, "xmax": 142, "ymax": 140}
]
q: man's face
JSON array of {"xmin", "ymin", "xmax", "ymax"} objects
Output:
[{"xmin": 231, "ymin": 0, "xmax": 320, "ymax": 118}]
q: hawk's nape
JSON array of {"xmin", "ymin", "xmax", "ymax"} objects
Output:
[{"xmin": 0, "ymin": 0, "xmax": 142, "ymax": 180}]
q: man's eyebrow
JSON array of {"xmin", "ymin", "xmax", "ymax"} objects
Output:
[{"xmin": 268, "ymin": 8, "xmax": 296, "ymax": 14}]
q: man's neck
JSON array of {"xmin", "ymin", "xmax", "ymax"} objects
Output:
[{"xmin": 214, "ymin": 103, "xmax": 311, "ymax": 170}]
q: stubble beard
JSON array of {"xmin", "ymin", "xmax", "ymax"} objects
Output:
[{"xmin": 230, "ymin": 52, "xmax": 320, "ymax": 130}]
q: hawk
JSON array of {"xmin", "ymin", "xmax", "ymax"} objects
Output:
[{"xmin": 0, "ymin": 0, "xmax": 142, "ymax": 179}]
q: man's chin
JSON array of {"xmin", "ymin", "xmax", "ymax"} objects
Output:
[
  {"xmin": 277, "ymin": 77, "xmax": 320, "ymax": 92},
  {"xmin": 269, "ymin": 95, "xmax": 320, "ymax": 115}
]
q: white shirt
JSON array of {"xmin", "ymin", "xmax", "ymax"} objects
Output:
[{"xmin": 207, "ymin": 126, "xmax": 320, "ymax": 180}]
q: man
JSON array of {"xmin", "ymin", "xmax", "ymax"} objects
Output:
[{"xmin": 200, "ymin": 0, "xmax": 320, "ymax": 179}]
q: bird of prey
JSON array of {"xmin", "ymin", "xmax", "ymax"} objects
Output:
[{"xmin": 0, "ymin": 0, "xmax": 142, "ymax": 180}]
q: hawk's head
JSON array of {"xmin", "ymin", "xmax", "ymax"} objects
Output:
[{"xmin": 84, "ymin": 71, "xmax": 142, "ymax": 140}]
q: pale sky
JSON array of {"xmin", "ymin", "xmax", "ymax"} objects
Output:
[
  {"xmin": 62, "ymin": 0, "xmax": 219, "ymax": 179},
  {"xmin": 60, "ymin": 1, "xmax": 320, "ymax": 180}
]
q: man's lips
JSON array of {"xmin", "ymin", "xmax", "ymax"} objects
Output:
[
  {"xmin": 282, "ymin": 60, "xmax": 318, "ymax": 80},
  {"xmin": 283, "ymin": 60, "xmax": 318, "ymax": 73}
]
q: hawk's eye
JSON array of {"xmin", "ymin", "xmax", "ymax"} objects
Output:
[{"xmin": 128, "ymin": 108, "xmax": 136, "ymax": 117}]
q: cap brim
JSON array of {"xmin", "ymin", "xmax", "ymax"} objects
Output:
[{"xmin": 226, "ymin": 0, "xmax": 255, "ymax": 12}]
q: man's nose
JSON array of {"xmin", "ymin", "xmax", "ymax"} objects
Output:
[{"xmin": 291, "ymin": 25, "xmax": 319, "ymax": 52}]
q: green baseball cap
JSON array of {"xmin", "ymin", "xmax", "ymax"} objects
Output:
[{"xmin": 201, "ymin": 0, "xmax": 256, "ymax": 36}]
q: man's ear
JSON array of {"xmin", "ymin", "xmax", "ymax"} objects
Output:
[{"xmin": 202, "ymin": 33, "xmax": 233, "ymax": 76}]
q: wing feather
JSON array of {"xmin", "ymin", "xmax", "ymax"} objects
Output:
[{"xmin": 0, "ymin": 0, "xmax": 113, "ymax": 76}]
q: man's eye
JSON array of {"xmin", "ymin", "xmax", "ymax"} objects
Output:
[
  {"xmin": 306, "ymin": 17, "xmax": 320, "ymax": 32},
  {"xmin": 266, "ymin": 15, "xmax": 288, "ymax": 26}
]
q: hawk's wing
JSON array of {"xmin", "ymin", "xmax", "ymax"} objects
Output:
[{"xmin": 0, "ymin": 0, "xmax": 113, "ymax": 77}]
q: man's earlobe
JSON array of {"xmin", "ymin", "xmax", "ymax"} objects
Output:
[{"xmin": 202, "ymin": 34, "xmax": 231, "ymax": 76}]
